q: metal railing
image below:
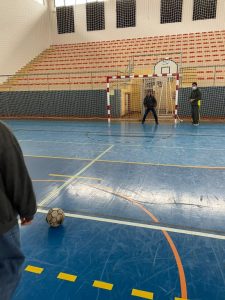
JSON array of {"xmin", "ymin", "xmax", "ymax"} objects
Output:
[
  {"xmin": 0, "ymin": 69, "xmax": 125, "ymax": 91},
  {"xmin": 1, "ymin": 63, "xmax": 225, "ymax": 92}
]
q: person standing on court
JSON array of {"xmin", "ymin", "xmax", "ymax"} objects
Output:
[
  {"xmin": 0, "ymin": 121, "xmax": 37, "ymax": 300},
  {"xmin": 142, "ymin": 90, "xmax": 159, "ymax": 125},
  {"xmin": 189, "ymin": 82, "xmax": 202, "ymax": 126}
]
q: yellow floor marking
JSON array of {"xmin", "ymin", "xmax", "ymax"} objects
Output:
[
  {"xmin": 32, "ymin": 179, "xmax": 66, "ymax": 182},
  {"xmin": 57, "ymin": 272, "xmax": 77, "ymax": 282},
  {"xmin": 175, "ymin": 298, "xmax": 188, "ymax": 300},
  {"xmin": 98, "ymin": 159, "xmax": 225, "ymax": 169},
  {"xmin": 93, "ymin": 280, "xmax": 113, "ymax": 290},
  {"xmin": 49, "ymin": 173, "xmax": 102, "ymax": 181},
  {"xmin": 131, "ymin": 289, "xmax": 154, "ymax": 299},
  {"xmin": 24, "ymin": 154, "xmax": 91, "ymax": 161},
  {"xmin": 24, "ymin": 154, "xmax": 225, "ymax": 170},
  {"xmin": 39, "ymin": 145, "xmax": 113, "ymax": 207},
  {"xmin": 25, "ymin": 265, "xmax": 44, "ymax": 274}
]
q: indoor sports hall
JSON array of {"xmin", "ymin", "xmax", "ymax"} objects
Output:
[{"xmin": 1, "ymin": 1, "xmax": 225, "ymax": 300}]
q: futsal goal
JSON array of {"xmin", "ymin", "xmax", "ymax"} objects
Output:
[{"xmin": 107, "ymin": 72, "xmax": 180, "ymax": 123}]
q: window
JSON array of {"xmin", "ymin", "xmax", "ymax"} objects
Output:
[
  {"xmin": 160, "ymin": 0, "xmax": 183, "ymax": 24},
  {"xmin": 86, "ymin": 1, "xmax": 105, "ymax": 31},
  {"xmin": 116, "ymin": 0, "xmax": 136, "ymax": 28},
  {"xmin": 76, "ymin": 0, "xmax": 86, "ymax": 3},
  {"xmin": 55, "ymin": 0, "xmax": 104, "ymax": 6},
  {"xmin": 34, "ymin": 0, "xmax": 45, "ymax": 4},
  {"xmin": 55, "ymin": 0, "xmax": 75, "ymax": 7},
  {"xmin": 56, "ymin": 6, "xmax": 75, "ymax": 34},
  {"xmin": 193, "ymin": 0, "xmax": 217, "ymax": 20}
]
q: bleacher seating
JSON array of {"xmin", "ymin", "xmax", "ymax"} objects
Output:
[{"xmin": 2, "ymin": 29, "xmax": 225, "ymax": 91}]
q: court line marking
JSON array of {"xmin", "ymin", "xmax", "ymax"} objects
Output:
[
  {"xmin": 37, "ymin": 208, "xmax": 225, "ymax": 241},
  {"xmin": 48, "ymin": 173, "xmax": 102, "ymax": 181},
  {"xmin": 111, "ymin": 145, "xmax": 225, "ymax": 151},
  {"xmin": 57, "ymin": 272, "xmax": 77, "ymax": 282},
  {"xmin": 23, "ymin": 263, "xmax": 185, "ymax": 299},
  {"xmin": 24, "ymin": 154, "xmax": 225, "ymax": 170},
  {"xmin": 32, "ymin": 179, "xmax": 66, "ymax": 182},
  {"xmin": 14, "ymin": 127, "xmax": 225, "ymax": 138},
  {"xmin": 38, "ymin": 145, "xmax": 114, "ymax": 207},
  {"xmin": 25, "ymin": 265, "xmax": 44, "ymax": 274},
  {"xmin": 58, "ymin": 180, "xmax": 188, "ymax": 297},
  {"xmin": 19, "ymin": 139, "xmax": 225, "ymax": 151},
  {"xmin": 93, "ymin": 280, "xmax": 113, "ymax": 290},
  {"xmin": 24, "ymin": 154, "xmax": 90, "ymax": 161},
  {"xmin": 98, "ymin": 159, "xmax": 225, "ymax": 169},
  {"xmin": 131, "ymin": 289, "xmax": 154, "ymax": 299},
  {"xmin": 19, "ymin": 139, "xmax": 33, "ymax": 142},
  {"xmin": 23, "ymin": 263, "xmax": 184, "ymax": 299},
  {"xmin": 19, "ymin": 139, "xmax": 110, "ymax": 146}
]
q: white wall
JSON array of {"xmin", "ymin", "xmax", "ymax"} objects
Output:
[
  {"xmin": 0, "ymin": 0, "xmax": 51, "ymax": 75},
  {"xmin": 50, "ymin": 0, "xmax": 225, "ymax": 44},
  {"xmin": 1, "ymin": 0, "xmax": 224, "ymax": 76}
]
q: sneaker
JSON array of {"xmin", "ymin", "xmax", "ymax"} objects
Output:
[{"xmin": 193, "ymin": 123, "xmax": 199, "ymax": 126}]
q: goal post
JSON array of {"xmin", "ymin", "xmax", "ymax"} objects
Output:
[{"xmin": 106, "ymin": 73, "xmax": 180, "ymax": 123}]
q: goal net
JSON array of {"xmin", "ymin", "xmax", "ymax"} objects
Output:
[
  {"xmin": 107, "ymin": 73, "xmax": 179, "ymax": 122},
  {"xmin": 1, "ymin": 0, "xmax": 224, "ymax": 122}
]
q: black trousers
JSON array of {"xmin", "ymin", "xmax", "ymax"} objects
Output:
[
  {"xmin": 191, "ymin": 105, "xmax": 199, "ymax": 124},
  {"xmin": 142, "ymin": 107, "xmax": 158, "ymax": 124}
]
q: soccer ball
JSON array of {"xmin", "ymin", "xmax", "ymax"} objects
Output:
[{"xmin": 46, "ymin": 208, "xmax": 65, "ymax": 227}]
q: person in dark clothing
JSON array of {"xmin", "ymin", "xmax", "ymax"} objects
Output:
[
  {"xmin": 142, "ymin": 90, "xmax": 159, "ymax": 124},
  {"xmin": 0, "ymin": 121, "xmax": 36, "ymax": 300},
  {"xmin": 189, "ymin": 82, "xmax": 202, "ymax": 126}
]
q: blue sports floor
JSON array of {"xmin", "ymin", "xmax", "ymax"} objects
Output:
[{"xmin": 6, "ymin": 119, "xmax": 225, "ymax": 300}]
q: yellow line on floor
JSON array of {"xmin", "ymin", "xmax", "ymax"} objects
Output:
[
  {"xmin": 24, "ymin": 154, "xmax": 91, "ymax": 161},
  {"xmin": 175, "ymin": 298, "xmax": 188, "ymax": 300},
  {"xmin": 32, "ymin": 179, "xmax": 66, "ymax": 182},
  {"xmin": 131, "ymin": 289, "xmax": 154, "ymax": 299},
  {"xmin": 93, "ymin": 280, "xmax": 113, "ymax": 290},
  {"xmin": 49, "ymin": 173, "xmax": 102, "ymax": 181},
  {"xmin": 39, "ymin": 145, "xmax": 114, "ymax": 207},
  {"xmin": 25, "ymin": 265, "xmax": 44, "ymax": 275},
  {"xmin": 98, "ymin": 159, "xmax": 225, "ymax": 170},
  {"xmin": 57, "ymin": 272, "xmax": 77, "ymax": 282},
  {"xmin": 24, "ymin": 154, "xmax": 225, "ymax": 170}
]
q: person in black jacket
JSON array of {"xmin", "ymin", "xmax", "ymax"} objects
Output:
[
  {"xmin": 0, "ymin": 121, "xmax": 36, "ymax": 300},
  {"xmin": 189, "ymin": 82, "xmax": 202, "ymax": 126},
  {"xmin": 141, "ymin": 90, "xmax": 159, "ymax": 124}
]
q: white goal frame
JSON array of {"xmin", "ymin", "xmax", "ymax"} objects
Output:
[{"xmin": 106, "ymin": 73, "xmax": 180, "ymax": 123}]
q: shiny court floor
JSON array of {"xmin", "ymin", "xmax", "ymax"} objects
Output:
[{"xmin": 5, "ymin": 119, "xmax": 225, "ymax": 300}]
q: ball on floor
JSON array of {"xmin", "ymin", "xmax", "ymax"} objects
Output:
[{"xmin": 46, "ymin": 208, "xmax": 65, "ymax": 227}]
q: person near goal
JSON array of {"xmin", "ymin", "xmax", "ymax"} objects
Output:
[
  {"xmin": 0, "ymin": 121, "xmax": 36, "ymax": 300},
  {"xmin": 189, "ymin": 82, "xmax": 202, "ymax": 126},
  {"xmin": 142, "ymin": 90, "xmax": 159, "ymax": 125}
]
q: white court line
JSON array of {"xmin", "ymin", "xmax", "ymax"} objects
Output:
[
  {"xmin": 39, "ymin": 145, "xmax": 114, "ymax": 207},
  {"xmin": 37, "ymin": 208, "xmax": 225, "ymax": 241},
  {"xmin": 19, "ymin": 140, "xmax": 33, "ymax": 142}
]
